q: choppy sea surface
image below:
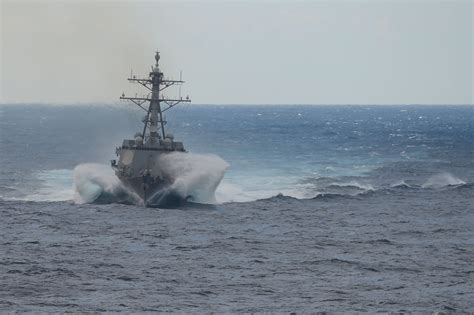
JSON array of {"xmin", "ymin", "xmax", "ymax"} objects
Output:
[{"xmin": 0, "ymin": 104, "xmax": 473, "ymax": 312}]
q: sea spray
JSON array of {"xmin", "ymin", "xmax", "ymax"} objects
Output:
[
  {"xmin": 73, "ymin": 163, "xmax": 140, "ymax": 204},
  {"xmin": 73, "ymin": 153, "xmax": 229, "ymax": 206},
  {"xmin": 152, "ymin": 152, "xmax": 229, "ymax": 204}
]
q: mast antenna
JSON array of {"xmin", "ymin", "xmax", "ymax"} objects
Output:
[
  {"xmin": 179, "ymin": 70, "xmax": 183, "ymax": 99},
  {"xmin": 119, "ymin": 51, "xmax": 191, "ymax": 141}
]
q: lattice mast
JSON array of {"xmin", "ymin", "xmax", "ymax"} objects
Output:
[{"xmin": 120, "ymin": 51, "xmax": 191, "ymax": 143}]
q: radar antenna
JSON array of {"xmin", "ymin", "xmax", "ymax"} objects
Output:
[{"xmin": 120, "ymin": 51, "xmax": 191, "ymax": 142}]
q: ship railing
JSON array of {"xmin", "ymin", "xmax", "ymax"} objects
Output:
[{"xmin": 120, "ymin": 145, "xmax": 185, "ymax": 152}]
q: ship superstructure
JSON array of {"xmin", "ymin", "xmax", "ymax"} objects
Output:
[{"xmin": 111, "ymin": 51, "xmax": 191, "ymax": 206}]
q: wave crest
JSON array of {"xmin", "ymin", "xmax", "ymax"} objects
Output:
[{"xmin": 421, "ymin": 173, "xmax": 466, "ymax": 189}]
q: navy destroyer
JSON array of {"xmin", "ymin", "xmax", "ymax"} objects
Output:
[{"xmin": 111, "ymin": 51, "xmax": 191, "ymax": 206}]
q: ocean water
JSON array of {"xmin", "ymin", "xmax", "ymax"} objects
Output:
[{"xmin": 0, "ymin": 104, "xmax": 473, "ymax": 312}]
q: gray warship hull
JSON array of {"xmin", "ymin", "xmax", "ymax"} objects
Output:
[
  {"xmin": 112, "ymin": 140, "xmax": 187, "ymax": 207},
  {"xmin": 117, "ymin": 174, "xmax": 185, "ymax": 207}
]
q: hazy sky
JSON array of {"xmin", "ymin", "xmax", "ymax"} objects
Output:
[{"xmin": 1, "ymin": 0, "xmax": 472, "ymax": 104}]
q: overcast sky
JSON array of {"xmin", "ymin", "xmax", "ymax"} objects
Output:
[{"xmin": 1, "ymin": 0, "xmax": 472, "ymax": 105}]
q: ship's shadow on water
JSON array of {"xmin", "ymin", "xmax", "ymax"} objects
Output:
[
  {"xmin": 149, "ymin": 199, "xmax": 219, "ymax": 211},
  {"xmin": 171, "ymin": 201, "xmax": 218, "ymax": 211},
  {"xmin": 92, "ymin": 190, "xmax": 138, "ymax": 205}
]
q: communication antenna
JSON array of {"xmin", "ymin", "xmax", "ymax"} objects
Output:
[{"xmin": 179, "ymin": 70, "xmax": 183, "ymax": 99}]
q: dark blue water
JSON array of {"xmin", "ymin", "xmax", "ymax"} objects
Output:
[{"xmin": 0, "ymin": 104, "xmax": 473, "ymax": 312}]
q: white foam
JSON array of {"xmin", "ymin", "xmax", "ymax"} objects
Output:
[
  {"xmin": 215, "ymin": 181, "xmax": 256, "ymax": 203},
  {"xmin": 21, "ymin": 169, "xmax": 74, "ymax": 202},
  {"xmin": 422, "ymin": 172, "xmax": 466, "ymax": 189},
  {"xmin": 329, "ymin": 181, "xmax": 374, "ymax": 191},
  {"xmin": 215, "ymin": 180, "xmax": 317, "ymax": 203}
]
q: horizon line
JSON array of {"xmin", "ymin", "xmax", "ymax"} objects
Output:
[{"xmin": 1, "ymin": 102, "xmax": 473, "ymax": 107}]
